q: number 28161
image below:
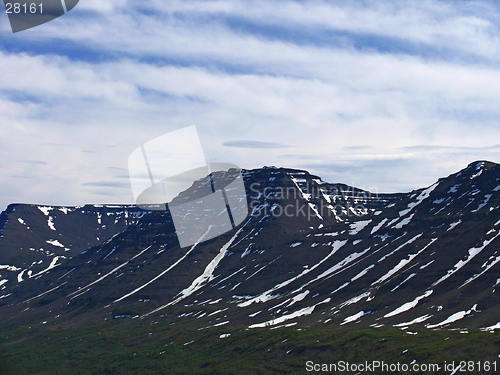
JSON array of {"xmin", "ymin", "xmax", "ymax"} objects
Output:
[{"xmin": 5, "ymin": 3, "xmax": 43, "ymax": 14}]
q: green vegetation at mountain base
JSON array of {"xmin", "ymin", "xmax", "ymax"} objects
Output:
[{"xmin": 1, "ymin": 318, "xmax": 499, "ymax": 374}]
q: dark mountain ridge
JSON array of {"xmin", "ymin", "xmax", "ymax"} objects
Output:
[{"xmin": 1, "ymin": 161, "xmax": 500, "ymax": 335}]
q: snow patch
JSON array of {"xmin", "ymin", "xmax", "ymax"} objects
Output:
[
  {"xmin": 0, "ymin": 265, "xmax": 21, "ymax": 272},
  {"xmin": 371, "ymin": 218, "xmax": 388, "ymax": 234},
  {"xmin": 287, "ymin": 290, "xmax": 309, "ymax": 307},
  {"xmin": 480, "ymin": 322, "xmax": 500, "ymax": 332},
  {"xmin": 393, "ymin": 314, "xmax": 433, "ymax": 327},
  {"xmin": 426, "ymin": 305, "xmax": 477, "ymax": 329},
  {"xmin": 398, "ymin": 183, "xmax": 438, "ymax": 217},
  {"xmin": 433, "ymin": 231, "xmax": 500, "ymax": 287},
  {"xmin": 393, "ymin": 213, "xmax": 414, "ymax": 229},
  {"xmin": 46, "ymin": 239, "xmax": 66, "ymax": 248},
  {"xmin": 341, "ymin": 311, "xmax": 366, "ymax": 325},
  {"xmin": 37, "ymin": 206, "xmax": 54, "ymax": 216},
  {"xmin": 373, "ymin": 238, "xmax": 437, "ymax": 285},
  {"xmin": 248, "ymin": 298, "xmax": 330, "ymax": 329},
  {"xmin": 238, "ymin": 241, "xmax": 347, "ymax": 308},
  {"xmin": 384, "ymin": 290, "xmax": 433, "ymax": 318},
  {"xmin": 472, "ymin": 194, "xmax": 492, "ymax": 212},
  {"xmin": 47, "ymin": 216, "xmax": 56, "ymax": 231},
  {"xmin": 447, "ymin": 220, "xmax": 462, "ymax": 231},
  {"xmin": 349, "ymin": 220, "xmax": 372, "ymax": 235}
]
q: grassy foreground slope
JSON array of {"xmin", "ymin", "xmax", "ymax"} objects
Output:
[{"xmin": 1, "ymin": 317, "xmax": 499, "ymax": 375}]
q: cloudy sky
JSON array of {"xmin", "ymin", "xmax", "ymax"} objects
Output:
[{"xmin": 1, "ymin": 0, "xmax": 500, "ymax": 212}]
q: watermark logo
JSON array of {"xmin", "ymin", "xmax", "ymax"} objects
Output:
[
  {"xmin": 128, "ymin": 126, "xmax": 249, "ymax": 248},
  {"xmin": 3, "ymin": 0, "xmax": 78, "ymax": 33}
]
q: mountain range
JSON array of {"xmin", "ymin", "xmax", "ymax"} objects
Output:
[{"xmin": 1, "ymin": 160, "xmax": 500, "ymax": 337}]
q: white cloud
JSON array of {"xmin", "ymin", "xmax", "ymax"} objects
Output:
[{"xmin": 0, "ymin": 0, "xmax": 499, "ymax": 210}]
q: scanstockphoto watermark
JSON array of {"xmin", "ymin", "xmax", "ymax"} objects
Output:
[
  {"xmin": 247, "ymin": 182, "xmax": 380, "ymax": 220},
  {"xmin": 305, "ymin": 360, "xmax": 498, "ymax": 373},
  {"xmin": 306, "ymin": 360, "xmax": 441, "ymax": 372}
]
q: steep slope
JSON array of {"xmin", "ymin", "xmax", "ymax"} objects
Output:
[{"xmin": 1, "ymin": 161, "xmax": 500, "ymax": 335}]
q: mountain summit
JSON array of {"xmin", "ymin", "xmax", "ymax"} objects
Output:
[{"xmin": 1, "ymin": 161, "xmax": 500, "ymax": 333}]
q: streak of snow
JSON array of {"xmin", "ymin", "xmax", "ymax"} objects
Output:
[
  {"xmin": 241, "ymin": 243, "xmax": 253, "ymax": 258},
  {"xmin": 289, "ymin": 176, "xmax": 310, "ymax": 201},
  {"xmin": 308, "ymin": 203, "xmax": 323, "ymax": 220},
  {"xmin": 130, "ymin": 245, "xmax": 153, "ymax": 260},
  {"xmin": 384, "ymin": 290, "xmax": 433, "ymax": 318},
  {"xmin": 287, "ymin": 290, "xmax": 309, "ymax": 307},
  {"xmin": 393, "ymin": 213, "xmax": 414, "ymax": 229},
  {"xmin": 447, "ymin": 220, "xmax": 462, "ymax": 231},
  {"xmin": 47, "ymin": 216, "xmax": 56, "ymax": 231},
  {"xmin": 0, "ymin": 265, "xmax": 21, "ymax": 271},
  {"xmin": 372, "ymin": 238, "xmax": 437, "ymax": 285},
  {"xmin": 58, "ymin": 267, "xmax": 76, "ymax": 280},
  {"xmin": 166, "ymin": 226, "xmax": 246, "ymax": 307},
  {"xmin": 249, "ymin": 298, "xmax": 330, "ymax": 328},
  {"xmin": 23, "ymin": 282, "xmax": 67, "ymax": 303},
  {"xmin": 103, "ymin": 247, "xmax": 117, "ymax": 260},
  {"xmin": 419, "ymin": 260, "xmax": 434, "ymax": 269},
  {"xmin": 17, "ymin": 269, "xmax": 26, "ymax": 282},
  {"xmin": 470, "ymin": 169, "xmax": 483, "ymax": 179},
  {"xmin": 336, "ymin": 292, "xmax": 371, "ymax": 309},
  {"xmin": 480, "ymin": 322, "xmax": 500, "ymax": 332},
  {"xmin": 313, "ymin": 247, "xmax": 371, "ymax": 282},
  {"xmin": 399, "ymin": 183, "xmax": 438, "ymax": 217},
  {"xmin": 472, "ymin": 194, "xmax": 492, "ymax": 212},
  {"xmin": 69, "ymin": 247, "xmax": 151, "ymax": 298},
  {"xmin": 393, "ymin": 314, "xmax": 433, "ymax": 327},
  {"xmin": 391, "ymin": 273, "xmax": 417, "ymax": 292},
  {"xmin": 350, "ymin": 264, "xmax": 375, "ymax": 283},
  {"xmin": 116, "ymin": 227, "xmax": 217, "ymax": 305},
  {"xmin": 17, "ymin": 218, "xmax": 25, "ymax": 225},
  {"xmin": 245, "ymin": 263, "xmax": 270, "ymax": 281},
  {"xmin": 238, "ymin": 241, "xmax": 347, "ymax": 307},
  {"xmin": 433, "ymin": 231, "xmax": 500, "ymax": 287},
  {"xmin": 207, "ymin": 308, "xmax": 228, "ymax": 317},
  {"xmin": 46, "ymin": 239, "xmax": 65, "ymax": 248},
  {"xmin": 426, "ymin": 305, "xmax": 477, "ymax": 329},
  {"xmin": 37, "ymin": 206, "xmax": 54, "ymax": 215},
  {"xmin": 461, "ymin": 250, "xmax": 500, "ymax": 287},
  {"xmin": 31, "ymin": 256, "xmax": 61, "ymax": 278},
  {"xmin": 213, "ymin": 321, "xmax": 229, "ymax": 327},
  {"xmin": 377, "ymin": 233, "xmax": 423, "ymax": 263},
  {"xmin": 371, "ymin": 218, "xmax": 388, "ymax": 234},
  {"xmin": 341, "ymin": 311, "xmax": 366, "ymax": 325},
  {"xmin": 212, "ymin": 267, "xmax": 246, "ymax": 287},
  {"xmin": 349, "ymin": 220, "xmax": 372, "ymax": 235}
]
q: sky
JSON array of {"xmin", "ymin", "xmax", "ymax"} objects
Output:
[{"xmin": 1, "ymin": 0, "xmax": 500, "ymax": 212}]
